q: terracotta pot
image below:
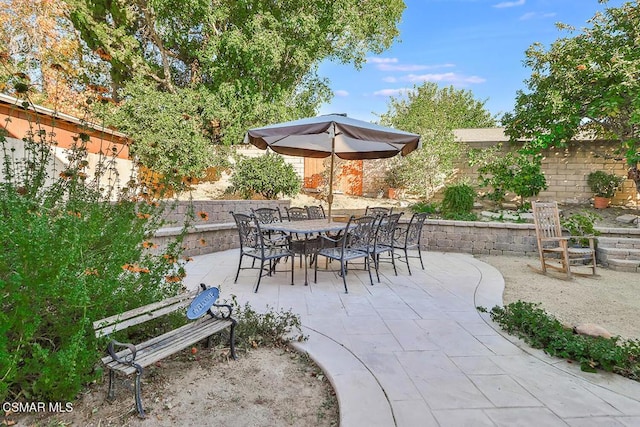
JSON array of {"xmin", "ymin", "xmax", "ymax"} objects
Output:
[
  {"xmin": 388, "ymin": 187, "xmax": 399, "ymax": 199},
  {"xmin": 593, "ymin": 196, "xmax": 610, "ymax": 209}
]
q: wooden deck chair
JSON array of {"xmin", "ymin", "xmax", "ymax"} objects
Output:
[{"xmin": 531, "ymin": 201, "xmax": 597, "ymax": 278}]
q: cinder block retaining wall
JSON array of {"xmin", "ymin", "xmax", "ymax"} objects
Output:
[
  {"xmin": 422, "ymin": 220, "xmax": 539, "ymax": 256},
  {"xmin": 422, "ymin": 220, "xmax": 638, "ymax": 256},
  {"xmin": 153, "ymin": 200, "xmax": 289, "ymax": 257},
  {"xmin": 153, "ymin": 202, "xmax": 638, "ymax": 258}
]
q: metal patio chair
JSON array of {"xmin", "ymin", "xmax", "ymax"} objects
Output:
[
  {"xmin": 365, "ymin": 206, "xmax": 393, "ymax": 217},
  {"xmin": 369, "ymin": 212, "xmax": 404, "ymax": 281},
  {"xmin": 393, "ymin": 212, "xmax": 428, "ymax": 275},
  {"xmin": 314, "ymin": 215, "xmax": 376, "ymax": 293},
  {"xmin": 285, "ymin": 206, "xmax": 308, "ymax": 221},
  {"xmin": 230, "ymin": 212, "xmax": 294, "ymax": 292},
  {"xmin": 251, "ymin": 207, "xmax": 283, "ymax": 223},
  {"xmin": 305, "ymin": 205, "xmax": 326, "ymax": 219}
]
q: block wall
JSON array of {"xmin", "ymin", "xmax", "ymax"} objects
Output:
[
  {"xmin": 458, "ymin": 140, "xmax": 637, "ymax": 206},
  {"xmin": 153, "ymin": 200, "xmax": 290, "ymax": 256}
]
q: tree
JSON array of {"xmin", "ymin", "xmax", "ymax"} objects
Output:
[
  {"xmin": 469, "ymin": 145, "xmax": 547, "ymax": 209},
  {"xmin": 378, "ymin": 82, "xmax": 496, "ymax": 198},
  {"xmin": 502, "ymin": 1, "xmax": 640, "ymax": 194},
  {"xmin": 63, "ymin": 0, "xmax": 405, "ymax": 182}
]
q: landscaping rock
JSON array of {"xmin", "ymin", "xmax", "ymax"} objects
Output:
[
  {"xmin": 574, "ymin": 323, "xmax": 613, "ymax": 339},
  {"xmin": 480, "ymin": 210, "xmax": 533, "ymax": 222},
  {"xmin": 616, "ymin": 214, "xmax": 639, "ymax": 224}
]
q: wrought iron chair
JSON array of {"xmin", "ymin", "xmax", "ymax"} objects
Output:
[
  {"xmin": 285, "ymin": 206, "xmax": 308, "ymax": 221},
  {"xmin": 305, "ymin": 205, "xmax": 326, "ymax": 219},
  {"xmin": 365, "ymin": 206, "xmax": 393, "ymax": 217},
  {"xmin": 393, "ymin": 212, "xmax": 428, "ymax": 275},
  {"xmin": 314, "ymin": 215, "xmax": 376, "ymax": 293},
  {"xmin": 251, "ymin": 207, "xmax": 286, "ymax": 247},
  {"xmin": 305, "ymin": 203, "xmax": 341, "ymax": 244},
  {"xmin": 230, "ymin": 212, "xmax": 294, "ymax": 292},
  {"xmin": 251, "ymin": 207, "xmax": 283, "ymax": 223},
  {"xmin": 531, "ymin": 201, "xmax": 597, "ymax": 278},
  {"xmin": 369, "ymin": 212, "xmax": 404, "ymax": 281},
  {"xmin": 284, "ymin": 206, "xmax": 313, "ymax": 266}
]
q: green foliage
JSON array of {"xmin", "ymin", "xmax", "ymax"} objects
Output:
[
  {"xmin": 502, "ymin": 1, "xmax": 640, "ymax": 192},
  {"xmin": 488, "ymin": 302, "xmax": 640, "ymax": 379},
  {"xmin": 229, "ymin": 153, "xmax": 301, "ymax": 200},
  {"xmin": 65, "ymin": 0, "xmax": 405, "ymax": 179},
  {"xmin": 469, "ymin": 145, "xmax": 547, "ymax": 208},
  {"xmin": 0, "ymin": 96, "xmax": 187, "ymax": 402},
  {"xmin": 587, "ymin": 171, "xmax": 624, "ymax": 198},
  {"xmin": 379, "ymin": 82, "xmax": 496, "ymax": 198},
  {"xmin": 227, "ymin": 297, "xmax": 306, "ymax": 349},
  {"xmin": 561, "ymin": 211, "xmax": 601, "ymax": 247},
  {"xmin": 410, "ymin": 201, "xmax": 438, "ymax": 215},
  {"xmin": 383, "ymin": 159, "xmax": 409, "ymax": 188},
  {"xmin": 441, "ymin": 183, "xmax": 477, "ymax": 220}
]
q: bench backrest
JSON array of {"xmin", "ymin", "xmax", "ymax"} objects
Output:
[{"xmin": 93, "ymin": 290, "xmax": 198, "ymax": 338}]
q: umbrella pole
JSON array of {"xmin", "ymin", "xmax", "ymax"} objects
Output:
[{"xmin": 327, "ymin": 125, "xmax": 336, "ymax": 222}]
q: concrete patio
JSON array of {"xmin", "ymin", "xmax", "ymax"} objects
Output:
[{"xmin": 184, "ymin": 249, "xmax": 640, "ymax": 427}]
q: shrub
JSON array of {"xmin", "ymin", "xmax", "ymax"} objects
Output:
[
  {"xmin": 232, "ymin": 300, "xmax": 306, "ymax": 349},
  {"xmin": 0, "ymin": 96, "xmax": 188, "ymax": 402},
  {"xmin": 383, "ymin": 158, "xmax": 409, "ymax": 188},
  {"xmin": 587, "ymin": 171, "xmax": 624, "ymax": 198},
  {"xmin": 470, "ymin": 146, "xmax": 547, "ymax": 208},
  {"xmin": 410, "ymin": 201, "xmax": 438, "ymax": 214},
  {"xmin": 560, "ymin": 211, "xmax": 601, "ymax": 247},
  {"xmin": 487, "ymin": 301, "xmax": 640, "ymax": 379},
  {"xmin": 229, "ymin": 153, "xmax": 301, "ymax": 199},
  {"xmin": 441, "ymin": 183, "xmax": 477, "ymax": 220}
]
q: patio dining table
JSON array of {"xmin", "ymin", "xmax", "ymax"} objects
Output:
[{"xmin": 261, "ymin": 219, "xmax": 349, "ymax": 285}]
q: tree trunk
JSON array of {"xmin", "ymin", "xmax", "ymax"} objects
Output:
[{"xmin": 628, "ymin": 165, "xmax": 640, "ymax": 194}]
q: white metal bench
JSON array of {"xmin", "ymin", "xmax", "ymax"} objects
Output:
[{"xmin": 93, "ymin": 284, "xmax": 237, "ymax": 417}]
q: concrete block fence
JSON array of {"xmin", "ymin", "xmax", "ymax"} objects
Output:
[
  {"xmin": 152, "ymin": 200, "xmax": 289, "ymax": 257},
  {"xmin": 152, "ymin": 201, "xmax": 636, "ymax": 259},
  {"xmin": 422, "ymin": 219, "xmax": 539, "ymax": 256}
]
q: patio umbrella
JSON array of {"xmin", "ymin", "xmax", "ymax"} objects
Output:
[{"xmin": 244, "ymin": 114, "xmax": 421, "ymax": 220}]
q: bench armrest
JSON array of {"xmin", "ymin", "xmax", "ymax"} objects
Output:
[
  {"xmin": 107, "ymin": 339, "xmax": 138, "ymax": 365},
  {"xmin": 209, "ymin": 303, "xmax": 234, "ymax": 320}
]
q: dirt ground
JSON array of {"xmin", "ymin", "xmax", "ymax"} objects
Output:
[
  {"xmin": 12, "ymin": 347, "xmax": 338, "ymax": 427},
  {"xmin": 9, "ymin": 191, "xmax": 639, "ymax": 427}
]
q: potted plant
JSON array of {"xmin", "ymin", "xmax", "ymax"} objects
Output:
[
  {"xmin": 587, "ymin": 171, "xmax": 624, "ymax": 208},
  {"xmin": 560, "ymin": 211, "xmax": 601, "ymax": 247},
  {"xmin": 384, "ymin": 163, "xmax": 408, "ymax": 199}
]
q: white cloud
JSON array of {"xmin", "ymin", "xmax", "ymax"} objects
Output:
[
  {"xmin": 377, "ymin": 63, "xmax": 455, "ymax": 72},
  {"xmin": 405, "ymin": 72, "xmax": 486, "ymax": 85},
  {"xmin": 520, "ymin": 11, "xmax": 556, "ymax": 20},
  {"xmin": 373, "ymin": 88, "xmax": 411, "ymax": 97},
  {"xmin": 334, "ymin": 90, "xmax": 349, "ymax": 97},
  {"xmin": 366, "ymin": 57, "xmax": 398, "ymax": 64},
  {"xmin": 493, "ymin": 0, "xmax": 525, "ymax": 8},
  {"xmin": 382, "ymin": 76, "xmax": 398, "ymax": 83}
]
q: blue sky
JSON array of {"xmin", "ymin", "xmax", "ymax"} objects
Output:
[{"xmin": 317, "ymin": 0, "xmax": 626, "ymax": 124}]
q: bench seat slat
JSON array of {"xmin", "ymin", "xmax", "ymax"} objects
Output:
[
  {"xmin": 93, "ymin": 291, "xmax": 198, "ymax": 333},
  {"xmin": 101, "ymin": 316, "xmax": 233, "ymax": 375}
]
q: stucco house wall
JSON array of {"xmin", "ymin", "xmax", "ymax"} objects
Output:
[{"xmin": 0, "ymin": 93, "xmax": 133, "ymax": 195}]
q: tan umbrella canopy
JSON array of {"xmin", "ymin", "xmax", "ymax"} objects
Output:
[{"xmin": 244, "ymin": 114, "xmax": 421, "ymax": 219}]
